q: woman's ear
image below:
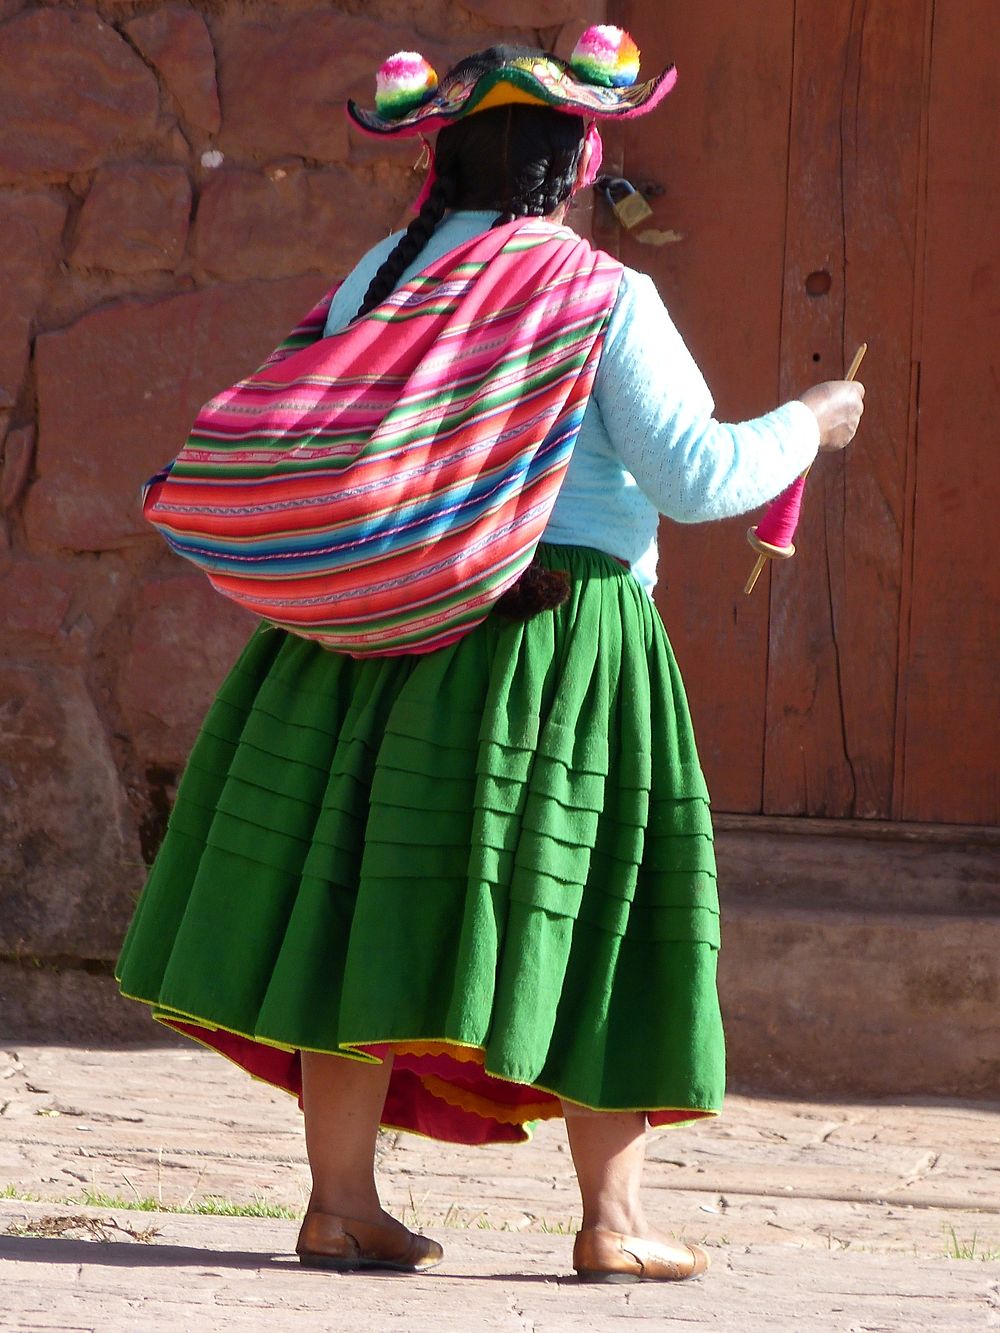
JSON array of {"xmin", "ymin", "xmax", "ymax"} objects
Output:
[{"xmin": 575, "ymin": 123, "xmax": 604, "ymax": 192}]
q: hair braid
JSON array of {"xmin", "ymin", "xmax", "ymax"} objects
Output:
[
  {"xmin": 354, "ymin": 174, "xmax": 457, "ymax": 320},
  {"xmin": 490, "ymin": 134, "xmax": 583, "ymax": 227}
]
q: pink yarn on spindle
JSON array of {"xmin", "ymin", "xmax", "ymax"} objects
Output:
[{"xmin": 754, "ymin": 472, "xmax": 807, "ymax": 550}]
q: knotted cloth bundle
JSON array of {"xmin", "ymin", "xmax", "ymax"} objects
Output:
[{"xmin": 142, "ymin": 221, "xmax": 623, "ymax": 656}]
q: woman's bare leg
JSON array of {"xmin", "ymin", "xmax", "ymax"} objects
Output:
[
  {"xmin": 562, "ymin": 1102, "xmax": 708, "ymax": 1280},
  {"xmin": 561, "ymin": 1103, "xmax": 650, "ymax": 1234},
  {"xmin": 300, "ymin": 1049, "xmax": 398, "ymax": 1226}
]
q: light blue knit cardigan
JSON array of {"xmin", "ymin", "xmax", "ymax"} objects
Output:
[{"xmin": 324, "ymin": 212, "xmax": 819, "ymax": 592}]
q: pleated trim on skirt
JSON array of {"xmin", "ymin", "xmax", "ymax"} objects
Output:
[{"xmin": 116, "ymin": 545, "xmax": 725, "ymax": 1145}]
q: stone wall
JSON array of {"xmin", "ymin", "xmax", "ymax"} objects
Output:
[{"xmin": 0, "ymin": 0, "xmax": 602, "ymax": 1035}]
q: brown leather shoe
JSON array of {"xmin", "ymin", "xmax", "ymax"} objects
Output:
[
  {"xmin": 296, "ymin": 1211, "xmax": 444, "ymax": 1273},
  {"xmin": 573, "ymin": 1228, "xmax": 710, "ymax": 1283}
]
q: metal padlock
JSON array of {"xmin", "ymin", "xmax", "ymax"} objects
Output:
[
  {"xmin": 612, "ymin": 183, "xmax": 654, "ymax": 230},
  {"xmin": 598, "ymin": 177, "xmax": 654, "ymax": 230}
]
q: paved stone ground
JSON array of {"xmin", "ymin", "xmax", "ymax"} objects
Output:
[{"xmin": 2, "ymin": 1044, "xmax": 999, "ymax": 1330}]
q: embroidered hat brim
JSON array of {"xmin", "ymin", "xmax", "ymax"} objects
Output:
[{"xmin": 347, "ymin": 46, "xmax": 677, "ymax": 139}]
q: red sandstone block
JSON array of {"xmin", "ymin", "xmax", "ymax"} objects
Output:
[
  {"xmin": 0, "ymin": 193, "xmax": 68, "ymax": 407},
  {"xmin": 70, "ymin": 166, "xmax": 192, "ymax": 274},
  {"xmin": 461, "ymin": 0, "xmax": 605, "ymax": 36},
  {"xmin": 0, "ymin": 10, "xmax": 158, "ymax": 178},
  {"xmin": 125, "ymin": 5, "xmax": 222, "ymax": 139},
  {"xmin": 118, "ymin": 572, "xmax": 257, "ymax": 771},
  {"xmin": 212, "ymin": 12, "xmax": 457, "ymax": 164},
  {"xmin": 0, "ymin": 661, "xmax": 143, "ymax": 957},
  {"xmin": 193, "ymin": 165, "xmax": 411, "ymax": 282},
  {"xmin": 23, "ymin": 276, "xmax": 329, "ymax": 552},
  {"xmin": 0, "ymin": 558, "xmax": 72, "ymax": 638},
  {"xmin": 1, "ymin": 425, "xmax": 36, "ymax": 512}
]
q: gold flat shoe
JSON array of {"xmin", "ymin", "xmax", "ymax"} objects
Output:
[
  {"xmin": 573, "ymin": 1227, "xmax": 710, "ymax": 1283},
  {"xmin": 296, "ymin": 1211, "xmax": 443, "ymax": 1273}
]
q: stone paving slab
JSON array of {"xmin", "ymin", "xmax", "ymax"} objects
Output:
[
  {"xmin": 2, "ymin": 1045, "xmax": 1000, "ymax": 1329},
  {"xmin": 2, "ymin": 1204, "xmax": 998, "ymax": 1332}
]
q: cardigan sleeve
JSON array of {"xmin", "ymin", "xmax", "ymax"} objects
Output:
[{"xmin": 593, "ymin": 269, "xmax": 820, "ymax": 523}]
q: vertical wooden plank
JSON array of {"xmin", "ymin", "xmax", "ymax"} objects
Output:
[
  {"xmin": 900, "ymin": 1, "xmax": 1000, "ymax": 825},
  {"xmin": 763, "ymin": 0, "xmax": 928, "ymax": 818},
  {"xmin": 614, "ymin": 0, "xmax": 795, "ymax": 811}
]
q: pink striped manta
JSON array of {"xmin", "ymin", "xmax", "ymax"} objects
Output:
[{"xmin": 142, "ymin": 219, "xmax": 623, "ymax": 656}]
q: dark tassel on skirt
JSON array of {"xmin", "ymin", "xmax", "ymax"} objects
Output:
[{"xmin": 493, "ymin": 560, "xmax": 571, "ymax": 619}]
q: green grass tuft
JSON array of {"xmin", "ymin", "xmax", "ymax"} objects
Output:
[
  {"xmin": 185, "ymin": 1196, "xmax": 302, "ymax": 1220},
  {"xmin": 78, "ymin": 1190, "xmax": 301, "ymax": 1220},
  {"xmin": 1, "ymin": 1185, "xmax": 41, "ymax": 1202},
  {"xmin": 2, "ymin": 1183, "xmax": 301, "ymax": 1221},
  {"xmin": 945, "ymin": 1226, "xmax": 1000, "ymax": 1261}
]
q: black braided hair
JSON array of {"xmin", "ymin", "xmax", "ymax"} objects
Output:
[
  {"xmin": 354, "ymin": 102, "xmax": 585, "ymax": 320},
  {"xmin": 480, "ymin": 105, "xmax": 587, "ymax": 226},
  {"xmin": 354, "ymin": 174, "xmax": 457, "ymax": 319},
  {"xmin": 426, "ymin": 101, "xmax": 586, "ymax": 224}
]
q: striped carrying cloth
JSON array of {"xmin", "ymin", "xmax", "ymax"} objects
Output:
[{"xmin": 143, "ymin": 219, "xmax": 623, "ymax": 656}]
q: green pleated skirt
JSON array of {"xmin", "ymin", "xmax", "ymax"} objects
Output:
[{"xmin": 116, "ymin": 545, "xmax": 724, "ymax": 1144}]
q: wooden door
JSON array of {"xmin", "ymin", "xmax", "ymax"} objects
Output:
[{"xmin": 611, "ymin": 0, "xmax": 999, "ymax": 826}]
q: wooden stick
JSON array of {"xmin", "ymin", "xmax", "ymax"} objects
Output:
[
  {"xmin": 742, "ymin": 341, "xmax": 868, "ymax": 597},
  {"xmin": 744, "ymin": 553, "xmax": 767, "ymax": 595},
  {"xmin": 846, "ymin": 341, "xmax": 868, "ymax": 382}
]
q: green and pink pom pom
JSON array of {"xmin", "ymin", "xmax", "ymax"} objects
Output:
[
  {"xmin": 375, "ymin": 52, "xmax": 439, "ymax": 118},
  {"xmin": 570, "ymin": 25, "xmax": 640, "ymax": 88}
]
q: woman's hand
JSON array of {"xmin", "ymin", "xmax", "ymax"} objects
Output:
[{"xmin": 798, "ymin": 381, "xmax": 866, "ymax": 451}]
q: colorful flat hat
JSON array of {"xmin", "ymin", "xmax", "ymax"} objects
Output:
[{"xmin": 347, "ymin": 28, "xmax": 676, "ymax": 138}]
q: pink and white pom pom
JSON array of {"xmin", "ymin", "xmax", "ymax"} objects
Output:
[
  {"xmin": 570, "ymin": 25, "xmax": 641, "ymax": 88},
  {"xmin": 375, "ymin": 51, "xmax": 439, "ymax": 118}
]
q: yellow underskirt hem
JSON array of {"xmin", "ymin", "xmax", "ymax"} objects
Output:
[
  {"xmin": 386, "ymin": 1039, "xmax": 486, "ymax": 1066},
  {"xmin": 417, "ymin": 1072, "xmax": 562, "ymax": 1127},
  {"xmin": 120, "ymin": 990, "xmax": 720, "ymax": 1132}
]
